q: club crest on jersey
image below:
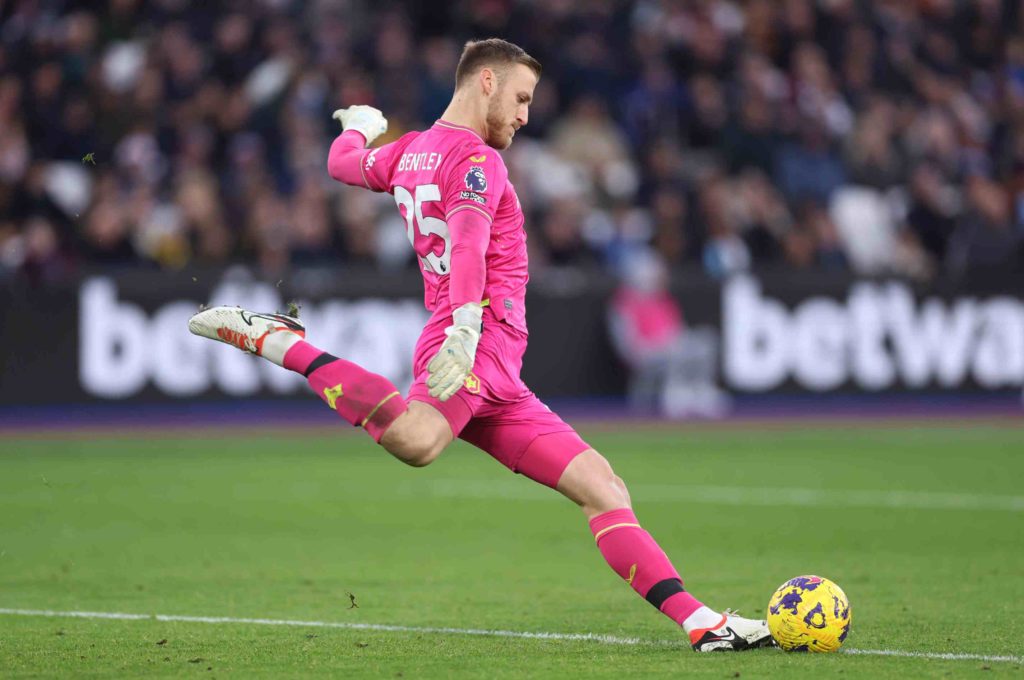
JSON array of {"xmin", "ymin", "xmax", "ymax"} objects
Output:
[
  {"xmin": 463, "ymin": 372, "xmax": 482, "ymax": 394},
  {"xmin": 465, "ymin": 166, "xmax": 487, "ymax": 193}
]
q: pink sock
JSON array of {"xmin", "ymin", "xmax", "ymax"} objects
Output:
[
  {"xmin": 589, "ymin": 508, "xmax": 704, "ymax": 626},
  {"xmin": 283, "ymin": 340, "xmax": 407, "ymax": 442}
]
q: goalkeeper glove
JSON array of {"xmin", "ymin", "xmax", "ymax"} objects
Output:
[
  {"xmin": 332, "ymin": 105, "xmax": 388, "ymax": 145},
  {"xmin": 427, "ymin": 303, "xmax": 483, "ymax": 402}
]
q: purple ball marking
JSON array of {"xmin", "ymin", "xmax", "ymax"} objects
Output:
[
  {"xmin": 770, "ymin": 588, "xmax": 804, "ymax": 615},
  {"xmin": 802, "ymin": 601, "xmax": 827, "ymax": 629},
  {"xmin": 832, "ymin": 593, "xmax": 851, "ymax": 620},
  {"xmin": 787, "ymin": 576, "xmax": 823, "ymax": 591}
]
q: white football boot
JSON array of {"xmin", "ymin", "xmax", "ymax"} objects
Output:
[
  {"xmin": 689, "ymin": 610, "xmax": 775, "ymax": 652},
  {"xmin": 188, "ymin": 306, "xmax": 305, "ymax": 366}
]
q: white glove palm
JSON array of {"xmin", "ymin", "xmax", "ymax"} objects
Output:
[
  {"xmin": 332, "ymin": 105, "xmax": 388, "ymax": 145},
  {"xmin": 427, "ymin": 303, "xmax": 483, "ymax": 402}
]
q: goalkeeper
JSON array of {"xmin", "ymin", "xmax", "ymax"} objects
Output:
[{"xmin": 189, "ymin": 38, "xmax": 771, "ymax": 652}]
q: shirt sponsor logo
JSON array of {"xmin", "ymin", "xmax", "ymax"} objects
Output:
[
  {"xmin": 465, "ymin": 166, "xmax": 487, "ymax": 192},
  {"xmin": 459, "ymin": 191, "xmax": 486, "ymax": 205},
  {"xmin": 365, "ymin": 148, "xmax": 379, "ymax": 171}
]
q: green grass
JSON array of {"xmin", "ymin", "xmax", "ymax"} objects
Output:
[{"xmin": 1, "ymin": 424, "xmax": 1022, "ymax": 678}]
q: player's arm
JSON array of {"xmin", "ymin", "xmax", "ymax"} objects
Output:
[
  {"xmin": 426, "ymin": 148, "xmax": 507, "ymax": 401},
  {"xmin": 326, "ymin": 105, "xmax": 388, "ymax": 188},
  {"xmin": 426, "ymin": 208, "xmax": 489, "ymax": 401}
]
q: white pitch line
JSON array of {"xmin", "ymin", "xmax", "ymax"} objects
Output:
[
  {"xmin": 843, "ymin": 648, "xmax": 1023, "ymax": 664},
  {"xmin": 394, "ymin": 479, "xmax": 1024, "ymax": 512},
  {"xmin": 1, "ymin": 608, "xmax": 1021, "ymax": 665},
  {"xmin": 0, "ymin": 608, "xmax": 655, "ymax": 646}
]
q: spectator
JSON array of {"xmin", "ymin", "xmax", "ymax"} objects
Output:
[
  {"xmin": 844, "ymin": 97, "xmax": 905, "ymax": 189},
  {"xmin": 948, "ymin": 174, "xmax": 1022, "ymax": 274},
  {"xmin": 733, "ymin": 169, "xmax": 791, "ymax": 263},
  {"xmin": 548, "ymin": 95, "xmax": 635, "ymax": 205},
  {"xmin": 0, "ymin": 0, "xmax": 1021, "ymax": 281},
  {"xmin": 723, "ymin": 89, "xmax": 778, "ymax": 174},
  {"xmin": 698, "ymin": 173, "xmax": 751, "ymax": 278},
  {"xmin": 775, "ymin": 117, "xmax": 846, "ymax": 206},
  {"xmin": 607, "ymin": 248, "xmax": 728, "ymax": 418},
  {"xmin": 905, "ymin": 162, "xmax": 959, "ymax": 265}
]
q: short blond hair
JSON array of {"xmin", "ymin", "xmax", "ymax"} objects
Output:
[{"xmin": 455, "ymin": 38, "xmax": 542, "ymax": 88}]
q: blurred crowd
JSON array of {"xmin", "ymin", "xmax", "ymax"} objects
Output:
[{"xmin": 3, "ymin": 0, "xmax": 1024, "ymax": 284}]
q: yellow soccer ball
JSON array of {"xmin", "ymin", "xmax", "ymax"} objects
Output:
[{"xmin": 767, "ymin": 575, "xmax": 851, "ymax": 652}]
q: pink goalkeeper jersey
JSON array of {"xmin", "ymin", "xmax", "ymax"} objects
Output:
[{"xmin": 355, "ymin": 120, "xmax": 529, "ymax": 333}]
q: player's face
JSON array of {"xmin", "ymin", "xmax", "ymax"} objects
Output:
[{"xmin": 484, "ymin": 64, "xmax": 537, "ymax": 150}]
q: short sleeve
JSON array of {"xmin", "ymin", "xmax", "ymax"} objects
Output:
[{"xmin": 440, "ymin": 145, "xmax": 508, "ymax": 224}]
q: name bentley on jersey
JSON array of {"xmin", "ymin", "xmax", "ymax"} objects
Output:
[
  {"xmin": 397, "ymin": 152, "xmax": 444, "ymax": 173},
  {"xmin": 342, "ymin": 120, "xmax": 529, "ymax": 333}
]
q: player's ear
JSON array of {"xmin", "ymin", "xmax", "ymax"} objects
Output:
[{"xmin": 480, "ymin": 67, "xmax": 496, "ymax": 96}]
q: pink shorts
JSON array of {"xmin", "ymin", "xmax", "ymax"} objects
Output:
[{"xmin": 407, "ymin": 308, "xmax": 590, "ymax": 488}]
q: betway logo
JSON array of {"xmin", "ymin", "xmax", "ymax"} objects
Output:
[
  {"xmin": 79, "ymin": 278, "xmax": 428, "ymax": 398},
  {"xmin": 724, "ymin": 276, "xmax": 1024, "ymax": 391}
]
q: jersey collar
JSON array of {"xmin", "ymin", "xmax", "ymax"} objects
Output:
[{"xmin": 433, "ymin": 119, "xmax": 486, "ymax": 143}]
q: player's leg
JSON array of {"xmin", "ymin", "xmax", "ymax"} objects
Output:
[
  {"xmin": 294, "ymin": 344, "xmax": 453, "ymax": 465},
  {"xmin": 554, "ymin": 452, "xmax": 708, "ymax": 639},
  {"xmin": 536, "ymin": 443, "xmax": 726, "ymax": 643},
  {"xmin": 461, "ymin": 399, "xmax": 773, "ymax": 652},
  {"xmin": 379, "ymin": 401, "xmax": 452, "ymax": 467},
  {"xmin": 187, "ymin": 306, "xmax": 452, "ymax": 466},
  {"xmin": 553, "ymin": 448, "xmax": 773, "ymax": 651}
]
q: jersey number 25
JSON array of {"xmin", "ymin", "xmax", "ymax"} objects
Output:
[{"xmin": 393, "ymin": 184, "xmax": 451, "ymax": 275}]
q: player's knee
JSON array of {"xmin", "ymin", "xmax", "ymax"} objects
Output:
[
  {"xmin": 401, "ymin": 441, "xmax": 442, "ymax": 467},
  {"xmin": 380, "ymin": 404, "xmax": 449, "ymax": 467},
  {"xmin": 560, "ymin": 450, "xmax": 632, "ymax": 516},
  {"xmin": 611, "ymin": 474, "xmax": 632, "ymax": 507},
  {"xmin": 390, "ymin": 427, "xmax": 445, "ymax": 468},
  {"xmin": 587, "ymin": 456, "xmax": 630, "ymax": 511},
  {"xmin": 588, "ymin": 469, "xmax": 631, "ymax": 514}
]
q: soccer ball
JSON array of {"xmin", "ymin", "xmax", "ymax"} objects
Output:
[{"xmin": 766, "ymin": 575, "xmax": 851, "ymax": 652}]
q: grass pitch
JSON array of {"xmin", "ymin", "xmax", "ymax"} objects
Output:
[{"xmin": 1, "ymin": 422, "xmax": 1022, "ymax": 678}]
